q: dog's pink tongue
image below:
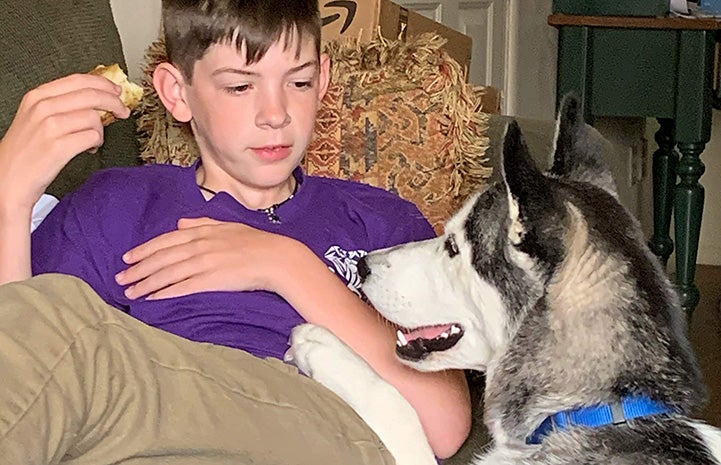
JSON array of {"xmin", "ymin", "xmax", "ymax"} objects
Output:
[{"xmin": 403, "ymin": 325, "xmax": 454, "ymax": 342}]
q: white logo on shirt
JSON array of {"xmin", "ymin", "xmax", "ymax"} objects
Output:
[{"xmin": 324, "ymin": 246, "xmax": 368, "ymax": 295}]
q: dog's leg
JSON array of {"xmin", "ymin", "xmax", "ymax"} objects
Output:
[{"xmin": 286, "ymin": 323, "xmax": 437, "ymax": 465}]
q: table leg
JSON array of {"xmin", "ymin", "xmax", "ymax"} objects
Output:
[
  {"xmin": 648, "ymin": 119, "xmax": 678, "ymax": 266},
  {"xmin": 674, "ymin": 142, "xmax": 706, "ymax": 317}
]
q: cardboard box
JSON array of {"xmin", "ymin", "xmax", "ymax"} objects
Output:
[
  {"xmin": 320, "ymin": 0, "xmax": 472, "ymax": 76},
  {"xmin": 480, "ymin": 85, "xmax": 501, "ymax": 115}
]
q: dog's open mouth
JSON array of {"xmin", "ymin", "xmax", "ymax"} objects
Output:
[{"xmin": 395, "ymin": 324, "xmax": 464, "ymax": 361}]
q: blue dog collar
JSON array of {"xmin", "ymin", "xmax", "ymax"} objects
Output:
[{"xmin": 526, "ymin": 395, "xmax": 676, "ymax": 445}]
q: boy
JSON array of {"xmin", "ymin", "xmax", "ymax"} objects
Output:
[{"xmin": 0, "ymin": 0, "xmax": 471, "ymax": 463}]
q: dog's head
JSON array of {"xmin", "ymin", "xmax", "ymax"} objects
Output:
[
  {"xmin": 361, "ymin": 94, "xmax": 708, "ymax": 440},
  {"xmin": 362, "ymin": 93, "xmax": 668, "ymax": 371}
]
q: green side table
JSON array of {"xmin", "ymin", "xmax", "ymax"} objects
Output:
[{"xmin": 548, "ymin": 15, "xmax": 721, "ymax": 318}]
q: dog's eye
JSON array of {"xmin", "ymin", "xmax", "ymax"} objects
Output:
[{"xmin": 444, "ymin": 235, "xmax": 460, "ymax": 258}]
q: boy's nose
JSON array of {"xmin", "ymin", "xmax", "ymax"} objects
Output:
[{"xmin": 256, "ymin": 96, "xmax": 290, "ymax": 129}]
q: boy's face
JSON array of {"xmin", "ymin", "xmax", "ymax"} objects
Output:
[{"xmin": 180, "ymin": 35, "xmax": 328, "ymax": 190}]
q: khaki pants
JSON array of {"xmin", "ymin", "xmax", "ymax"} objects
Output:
[{"xmin": 0, "ymin": 274, "xmax": 394, "ymax": 465}]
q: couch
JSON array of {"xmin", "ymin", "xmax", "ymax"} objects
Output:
[{"xmin": 0, "ymin": 0, "xmax": 561, "ymax": 462}]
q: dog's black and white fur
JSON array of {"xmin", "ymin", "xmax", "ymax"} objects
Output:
[{"xmin": 286, "ymin": 96, "xmax": 721, "ymax": 464}]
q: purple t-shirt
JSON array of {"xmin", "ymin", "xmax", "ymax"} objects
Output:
[{"xmin": 32, "ymin": 162, "xmax": 435, "ymax": 360}]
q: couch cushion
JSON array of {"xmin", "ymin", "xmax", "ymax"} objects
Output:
[
  {"xmin": 0, "ymin": 0, "xmax": 141, "ymax": 199},
  {"xmin": 303, "ymin": 35, "xmax": 492, "ymax": 233}
]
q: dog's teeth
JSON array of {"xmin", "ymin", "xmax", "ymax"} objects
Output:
[
  {"xmin": 450, "ymin": 325, "xmax": 461, "ymax": 335},
  {"xmin": 396, "ymin": 330, "xmax": 408, "ymax": 346},
  {"xmin": 440, "ymin": 332, "xmax": 449, "ymax": 339}
]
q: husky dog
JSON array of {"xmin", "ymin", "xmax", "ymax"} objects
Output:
[{"xmin": 286, "ymin": 96, "xmax": 721, "ymax": 465}]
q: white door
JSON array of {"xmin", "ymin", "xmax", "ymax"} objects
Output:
[{"xmin": 396, "ymin": 0, "xmax": 557, "ymax": 120}]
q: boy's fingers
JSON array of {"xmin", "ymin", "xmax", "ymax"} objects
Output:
[
  {"xmin": 35, "ymin": 88, "xmax": 130, "ymax": 124},
  {"xmin": 37, "ymin": 110, "xmax": 106, "ymax": 160},
  {"xmin": 44, "ymin": 109, "xmax": 104, "ymax": 141},
  {"xmin": 124, "ymin": 221, "xmax": 223, "ymax": 264},
  {"xmin": 121, "ymin": 229, "xmax": 196, "ymax": 265},
  {"xmin": 54, "ymin": 129, "xmax": 105, "ymax": 162},
  {"xmin": 146, "ymin": 278, "xmax": 199, "ymax": 301},
  {"xmin": 177, "ymin": 217, "xmax": 220, "ymax": 229},
  {"xmin": 26, "ymin": 73, "xmax": 122, "ymax": 105},
  {"xmin": 117, "ymin": 250, "xmax": 174, "ymax": 286},
  {"xmin": 126, "ymin": 260, "xmax": 202, "ymax": 300}
]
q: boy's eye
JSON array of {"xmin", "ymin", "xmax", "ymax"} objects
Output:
[
  {"xmin": 225, "ymin": 84, "xmax": 251, "ymax": 95},
  {"xmin": 291, "ymin": 81, "xmax": 313, "ymax": 89}
]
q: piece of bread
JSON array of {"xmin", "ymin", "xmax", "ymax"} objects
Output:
[{"xmin": 89, "ymin": 64, "xmax": 144, "ymax": 126}]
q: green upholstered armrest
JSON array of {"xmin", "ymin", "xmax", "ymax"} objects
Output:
[{"xmin": 0, "ymin": 0, "xmax": 141, "ymax": 199}]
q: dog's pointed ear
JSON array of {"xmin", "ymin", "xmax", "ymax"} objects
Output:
[
  {"xmin": 501, "ymin": 120, "xmax": 553, "ymax": 245},
  {"xmin": 502, "ymin": 120, "xmax": 550, "ymax": 207},
  {"xmin": 502, "ymin": 122, "xmax": 565, "ymax": 269},
  {"xmin": 550, "ymin": 94, "xmax": 617, "ymax": 196}
]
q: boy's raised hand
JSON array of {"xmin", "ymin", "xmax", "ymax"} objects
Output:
[
  {"xmin": 116, "ymin": 217, "xmax": 297, "ymax": 300},
  {"xmin": 0, "ymin": 73, "xmax": 131, "ymax": 211}
]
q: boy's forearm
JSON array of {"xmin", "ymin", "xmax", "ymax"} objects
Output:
[
  {"xmin": 0, "ymin": 206, "xmax": 32, "ymax": 285},
  {"xmin": 276, "ymin": 241, "xmax": 472, "ymax": 458}
]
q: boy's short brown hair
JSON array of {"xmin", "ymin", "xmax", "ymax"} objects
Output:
[{"xmin": 162, "ymin": 0, "xmax": 321, "ymax": 81}]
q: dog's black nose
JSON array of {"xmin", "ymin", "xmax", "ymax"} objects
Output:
[{"xmin": 357, "ymin": 256, "xmax": 371, "ymax": 282}]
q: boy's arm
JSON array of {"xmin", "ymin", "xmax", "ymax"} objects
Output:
[
  {"xmin": 118, "ymin": 216, "xmax": 471, "ymax": 457},
  {"xmin": 276, "ymin": 242, "xmax": 472, "ymax": 459},
  {"xmin": 0, "ymin": 73, "xmax": 130, "ymax": 284},
  {"xmin": 0, "ymin": 207, "xmax": 32, "ymax": 284},
  {"xmin": 0, "ymin": 195, "xmax": 60, "ymax": 283}
]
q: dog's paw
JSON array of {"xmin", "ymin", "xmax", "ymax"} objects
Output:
[
  {"xmin": 286, "ymin": 324, "xmax": 437, "ymax": 465},
  {"xmin": 285, "ymin": 324, "xmax": 379, "ymax": 402}
]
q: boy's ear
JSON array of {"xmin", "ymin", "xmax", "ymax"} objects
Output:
[
  {"xmin": 317, "ymin": 53, "xmax": 331, "ymax": 102},
  {"xmin": 153, "ymin": 62, "xmax": 193, "ymax": 123}
]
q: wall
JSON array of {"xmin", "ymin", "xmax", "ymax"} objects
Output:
[
  {"xmin": 699, "ymin": 112, "xmax": 721, "ymax": 265},
  {"xmin": 110, "ymin": 0, "xmax": 162, "ymax": 82},
  {"xmin": 507, "ymin": 0, "xmax": 558, "ymax": 121}
]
